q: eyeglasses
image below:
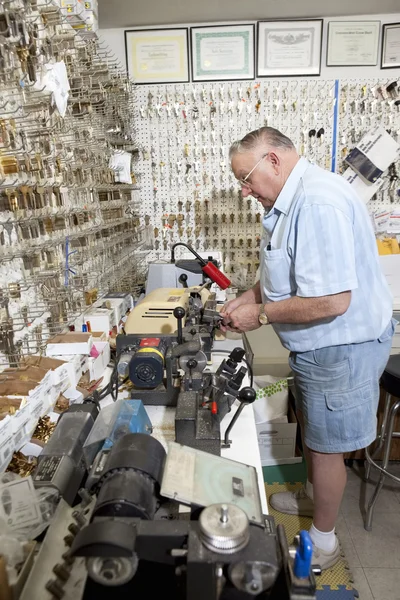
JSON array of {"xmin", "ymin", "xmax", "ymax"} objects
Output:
[{"xmin": 238, "ymin": 153, "xmax": 268, "ymax": 187}]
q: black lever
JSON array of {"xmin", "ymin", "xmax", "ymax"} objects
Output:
[
  {"xmin": 222, "ymin": 387, "xmax": 256, "ymax": 448},
  {"xmin": 173, "ymin": 307, "xmax": 186, "ymax": 345},
  {"xmin": 178, "ymin": 273, "xmax": 188, "ymax": 288}
]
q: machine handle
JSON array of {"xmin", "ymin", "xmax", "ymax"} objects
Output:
[
  {"xmin": 178, "ymin": 273, "xmax": 188, "ymax": 288},
  {"xmin": 293, "ymin": 531, "xmax": 313, "ymax": 579},
  {"xmin": 222, "ymin": 387, "xmax": 256, "ymax": 448},
  {"xmin": 173, "ymin": 307, "xmax": 186, "ymax": 345}
]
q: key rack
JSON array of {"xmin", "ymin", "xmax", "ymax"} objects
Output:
[{"xmin": 0, "ymin": 0, "xmax": 145, "ymax": 368}]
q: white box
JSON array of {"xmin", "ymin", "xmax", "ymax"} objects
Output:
[
  {"xmin": 0, "ymin": 416, "xmax": 14, "ymax": 472},
  {"xmin": 256, "ymin": 405, "xmax": 301, "ymax": 466},
  {"xmin": 392, "ymin": 313, "xmax": 400, "ymax": 349},
  {"xmin": 257, "ymin": 421, "xmax": 297, "ymax": 462},
  {"xmin": 50, "ymin": 354, "xmax": 89, "ymax": 388},
  {"xmin": 27, "ymin": 391, "xmax": 46, "ymax": 435},
  {"xmin": 83, "ymin": 308, "xmax": 116, "ymax": 335},
  {"xmin": 10, "ymin": 403, "xmax": 32, "ymax": 450},
  {"xmin": 88, "ymin": 341, "xmax": 110, "ymax": 382},
  {"xmin": 28, "ymin": 370, "xmax": 55, "ymax": 412},
  {"xmin": 63, "ymin": 387, "xmax": 85, "ymax": 405},
  {"xmin": 46, "ymin": 333, "xmax": 93, "ymax": 356},
  {"xmin": 94, "ymin": 294, "xmax": 133, "ymax": 330}
]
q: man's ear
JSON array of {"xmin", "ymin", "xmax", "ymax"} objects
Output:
[{"xmin": 269, "ymin": 152, "xmax": 280, "ymax": 173}]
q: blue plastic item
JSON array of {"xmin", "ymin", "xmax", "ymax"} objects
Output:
[
  {"xmin": 293, "ymin": 530, "xmax": 313, "ymax": 579},
  {"xmin": 102, "ymin": 399, "xmax": 153, "ymax": 450}
]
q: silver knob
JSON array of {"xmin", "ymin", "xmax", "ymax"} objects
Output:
[{"xmin": 199, "ymin": 503, "xmax": 250, "ymax": 554}]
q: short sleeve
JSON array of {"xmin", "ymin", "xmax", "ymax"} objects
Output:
[{"xmin": 294, "ymin": 204, "xmax": 359, "ymax": 297}]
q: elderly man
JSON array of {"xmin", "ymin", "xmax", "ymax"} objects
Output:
[{"xmin": 221, "ymin": 126, "xmax": 395, "ymax": 571}]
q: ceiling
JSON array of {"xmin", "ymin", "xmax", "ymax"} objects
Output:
[{"xmin": 98, "ymin": 0, "xmax": 399, "ymax": 29}]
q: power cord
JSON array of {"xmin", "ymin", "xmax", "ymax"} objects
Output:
[{"xmin": 83, "ymin": 352, "xmax": 125, "ymax": 406}]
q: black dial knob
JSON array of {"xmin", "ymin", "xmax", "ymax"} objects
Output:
[
  {"xmin": 173, "ymin": 307, "xmax": 186, "ymax": 320},
  {"xmin": 186, "ymin": 359, "xmax": 198, "ymax": 370},
  {"xmin": 238, "ymin": 387, "xmax": 257, "ymax": 404}
]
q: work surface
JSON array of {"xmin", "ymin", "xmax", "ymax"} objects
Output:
[{"xmin": 100, "ymin": 335, "xmax": 268, "ymax": 515}]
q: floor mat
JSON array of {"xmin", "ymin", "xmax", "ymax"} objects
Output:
[{"xmin": 265, "ymin": 482, "xmax": 357, "ymax": 599}]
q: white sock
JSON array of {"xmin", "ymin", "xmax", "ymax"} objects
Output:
[
  {"xmin": 309, "ymin": 523, "xmax": 336, "ymax": 552},
  {"xmin": 305, "ymin": 479, "xmax": 314, "ymax": 501}
]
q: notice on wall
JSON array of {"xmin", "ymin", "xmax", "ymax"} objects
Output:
[{"xmin": 345, "ymin": 126, "xmax": 400, "ymax": 183}]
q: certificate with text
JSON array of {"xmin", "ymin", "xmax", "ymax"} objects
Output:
[
  {"xmin": 125, "ymin": 28, "xmax": 189, "ymax": 84},
  {"xmin": 191, "ymin": 24, "xmax": 255, "ymax": 81},
  {"xmin": 327, "ymin": 21, "xmax": 380, "ymax": 66},
  {"xmin": 257, "ymin": 20, "xmax": 322, "ymax": 77}
]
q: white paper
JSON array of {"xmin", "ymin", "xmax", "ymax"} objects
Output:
[
  {"xmin": 200, "ymin": 35, "xmax": 246, "ymax": 71},
  {"xmin": 379, "ymin": 255, "xmax": 400, "ymax": 300},
  {"xmin": 40, "ymin": 61, "xmax": 70, "ymax": 117},
  {"xmin": 345, "ymin": 126, "xmax": 400, "ymax": 182},
  {"xmin": 327, "ymin": 21, "xmax": 380, "ymax": 66},
  {"xmin": 373, "ymin": 208, "xmax": 392, "ymax": 233},
  {"xmin": 383, "ymin": 24, "xmax": 400, "ymax": 67},
  {"xmin": 342, "ymin": 166, "xmax": 384, "ymax": 203},
  {"xmin": 387, "ymin": 210, "xmax": 400, "ymax": 234},
  {"xmin": 109, "ymin": 151, "xmax": 132, "ymax": 184},
  {"xmin": 0, "ymin": 476, "xmax": 42, "ymax": 532}
]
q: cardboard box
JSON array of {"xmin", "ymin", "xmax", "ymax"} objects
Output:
[
  {"xmin": 88, "ymin": 341, "xmax": 110, "ymax": 382},
  {"xmin": 256, "ymin": 404, "xmax": 302, "ymax": 466},
  {"xmin": 4, "ymin": 368, "xmax": 56, "ymax": 412},
  {"xmin": 21, "ymin": 356, "xmax": 74, "ymax": 395},
  {"xmin": 92, "ymin": 331, "xmax": 108, "ymax": 341},
  {"xmin": 46, "ymin": 333, "xmax": 93, "ymax": 356}
]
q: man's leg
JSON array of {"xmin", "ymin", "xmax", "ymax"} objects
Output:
[
  {"xmin": 310, "ymin": 449, "xmax": 346, "ymax": 531},
  {"xmin": 297, "ymin": 409, "xmax": 312, "ymax": 484}
]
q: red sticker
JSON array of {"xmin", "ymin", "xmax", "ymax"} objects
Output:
[{"xmin": 140, "ymin": 338, "xmax": 161, "ymax": 347}]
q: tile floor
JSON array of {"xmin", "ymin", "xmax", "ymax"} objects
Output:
[{"xmin": 338, "ymin": 461, "xmax": 400, "ymax": 600}]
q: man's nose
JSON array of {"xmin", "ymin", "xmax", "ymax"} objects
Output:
[{"xmin": 241, "ymin": 185, "xmax": 251, "ymax": 198}]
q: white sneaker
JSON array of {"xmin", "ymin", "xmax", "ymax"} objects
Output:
[
  {"xmin": 269, "ymin": 487, "xmax": 314, "ymax": 516},
  {"xmin": 312, "ymin": 538, "xmax": 341, "ymax": 571}
]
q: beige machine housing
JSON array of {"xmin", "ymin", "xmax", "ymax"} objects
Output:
[{"xmin": 124, "ymin": 287, "xmax": 212, "ymax": 335}]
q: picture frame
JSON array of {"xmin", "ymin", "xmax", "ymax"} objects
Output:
[
  {"xmin": 125, "ymin": 27, "xmax": 190, "ymax": 84},
  {"xmin": 190, "ymin": 23, "xmax": 255, "ymax": 82},
  {"xmin": 381, "ymin": 22, "xmax": 400, "ymax": 69},
  {"xmin": 327, "ymin": 21, "xmax": 380, "ymax": 67},
  {"xmin": 257, "ymin": 19, "xmax": 323, "ymax": 77}
]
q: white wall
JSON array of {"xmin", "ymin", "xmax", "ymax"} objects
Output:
[{"xmin": 99, "ymin": 13, "xmax": 400, "ymax": 80}]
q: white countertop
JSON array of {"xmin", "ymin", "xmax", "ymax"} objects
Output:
[{"xmin": 100, "ymin": 336, "xmax": 268, "ymax": 515}]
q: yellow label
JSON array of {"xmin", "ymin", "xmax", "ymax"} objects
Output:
[{"xmin": 137, "ymin": 347, "xmax": 164, "ymax": 362}]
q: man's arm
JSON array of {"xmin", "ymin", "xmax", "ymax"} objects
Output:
[{"xmin": 263, "ymin": 291, "xmax": 351, "ymax": 324}]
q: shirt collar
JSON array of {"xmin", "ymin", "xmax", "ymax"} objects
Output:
[{"xmin": 273, "ymin": 157, "xmax": 310, "ymax": 215}]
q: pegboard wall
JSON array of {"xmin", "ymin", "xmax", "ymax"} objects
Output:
[{"xmin": 133, "ymin": 77, "xmax": 400, "ymax": 289}]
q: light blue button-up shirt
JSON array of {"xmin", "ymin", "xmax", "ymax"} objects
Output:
[{"xmin": 259, "ymin": 157, "xmax": 393, "ymax": 352}]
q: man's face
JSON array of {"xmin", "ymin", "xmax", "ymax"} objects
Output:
[{"xmin": 231, "ymin": 151, "xmax": 278, "ymax": 209}]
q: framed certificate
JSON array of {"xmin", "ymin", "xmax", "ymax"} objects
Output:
[
  {"xmin": 381, "ymin": 22, "xmax": 400, "ymax": 69},
  {"xmin": 125, "ymin": 28, "xmax": 189, "ymax": 84},
  {"xmin": 190, "ymin": 24, "xmax": 255, "ymax": 81},
  {"xmin": 257, "ymin": 19, "xmax": 322, "ymax": 77},
  {"xmin": 327, "ymin": 21, "xmax": 380, "ymax": 66}
]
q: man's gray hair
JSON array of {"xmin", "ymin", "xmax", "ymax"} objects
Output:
[{"xmin": 229, "ymin": 126, "xmax": 295, "ymax": 159}]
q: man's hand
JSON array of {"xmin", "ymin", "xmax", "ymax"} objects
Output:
[
  {"xmin": 220, "ymin": 284, "xmax": 260, "ymax": 321},
  {"xmin": 221, "ymin": 304, "xmax": 261, "ymax": 333}
]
